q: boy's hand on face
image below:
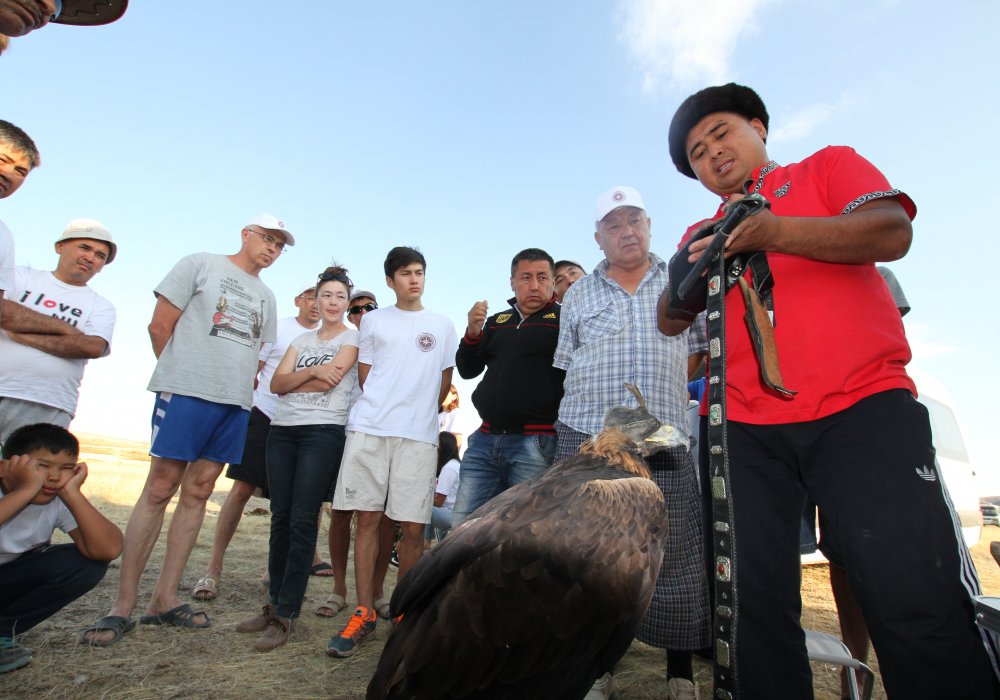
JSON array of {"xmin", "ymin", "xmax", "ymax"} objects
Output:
[
  {"xmin": 62, "ymin": 461, "xmax": 89, "ymax": 495},
  {"xmin": 0, "ymin": 454, "xmax": 42, "ymax": 496}
]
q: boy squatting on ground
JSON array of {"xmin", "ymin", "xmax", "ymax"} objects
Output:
[{"xmin": 0, "ymin": 423, "xmax": 123, "ymax": 672}]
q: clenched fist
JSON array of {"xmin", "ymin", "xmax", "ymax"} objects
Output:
[{"xmin": 466, "ymin": 300, "xmax": 489, "ymax": 339}]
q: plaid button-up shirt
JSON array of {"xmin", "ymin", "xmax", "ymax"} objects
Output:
[{"xmin": 553, "ymin": 253, "xmax": 706, "ymax": 437}]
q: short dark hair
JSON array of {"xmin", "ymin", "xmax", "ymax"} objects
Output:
[
  {"xmin": 3, "ymin": 423, "xmax": 79, "ymax": 459},
  {"xmin": 510, "ymin": 248, "xmax": 554, "ymax": 277},
  {"xmin": 554, "ymin": 260, "xmax": 583, "ymax": 272},
  {"xmin": 0, "ymin": 120, "xmax": 40, "ymax": 169},
  {"xmin": 384, "ymin": 246, "xmax": 426, "ymax": 278}
]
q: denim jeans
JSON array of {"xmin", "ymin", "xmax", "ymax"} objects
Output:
[
  {"xmin": 424, "ymin": 505, "xmax": 454, "ymax": 542},
  {"xmin": 451, "ymin": 430, "xmax": 557, "ymax": 527},
  {"xmin": 265, "ymin": 423, "xmax": 345, "ymax": 619}
]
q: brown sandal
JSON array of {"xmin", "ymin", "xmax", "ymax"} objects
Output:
[{"xmin": 192, "ymin": 575, "xmax": 218, "ymax": 601}]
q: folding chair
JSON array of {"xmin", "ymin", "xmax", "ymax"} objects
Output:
[
  {"xmin": 805, "ymin": 629, "xmax": 874, "ymax": 700},
  {"xmin": 974, "ymin": 543, "xmax": 1000, "ymax": 635},
  {"xmin": 974, "ymin": 595, "xmax": 1000, "ymax": 635}
]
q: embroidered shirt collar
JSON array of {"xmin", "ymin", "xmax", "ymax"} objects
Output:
[{"xmin": 721, "ymin": 160, "xmax": 779, "ymax": 204}]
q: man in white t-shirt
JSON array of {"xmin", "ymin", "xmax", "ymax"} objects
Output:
[
  {"xmin": 0, "ymin": 218, "xmax": 117, "ymax": 442},
  {"xmin": 0, "ymin": 120, "xmax": 41, "ymax": 330},
  {"xmin": 191, "ymin": 282, "xmax": 321, "ymax": 601},
  {"xmin": 328, "ymin": 246, "xmax": 458, "ymax": 658}
]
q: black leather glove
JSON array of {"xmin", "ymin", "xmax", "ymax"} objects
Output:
[{"xmin": 666, "ymin": 222, "xmax": 715, "ymax": 317}]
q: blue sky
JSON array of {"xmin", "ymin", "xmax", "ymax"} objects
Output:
[{"xmin": 3, "ymin": 1, "xmax": 998, "ymax": 488}]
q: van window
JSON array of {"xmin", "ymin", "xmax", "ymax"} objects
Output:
[{"xmin": 920, "ymin": 395, "xmax": 970, "ymax": 463}]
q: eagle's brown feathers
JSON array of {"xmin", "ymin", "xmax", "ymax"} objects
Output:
[
  {"xmin": 578, "ymin": 427, "xmax": 652, "ymax": 478},
  {"xmin": 367, "ymin": 417, "xmax": 669, "ymax": 700}
]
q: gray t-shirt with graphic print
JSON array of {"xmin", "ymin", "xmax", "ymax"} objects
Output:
[
  {"xmin": 147, "ymin": 253, "xmax": 277, "ymax": 410},
  {"xmin": 271, "ymin": 327, "xmax": 359, "ymax": 427}
]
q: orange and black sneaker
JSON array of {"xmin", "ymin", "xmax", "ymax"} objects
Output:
[{"xmin": 326, "ymin": 606, "xmax": 377, "ymax": 658}]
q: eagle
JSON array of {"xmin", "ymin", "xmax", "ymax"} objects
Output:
[{"xmin": 367, "ymin": 385, "xmax": 673, "ymax": 700}]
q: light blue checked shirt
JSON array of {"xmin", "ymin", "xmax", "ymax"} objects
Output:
[{"xmin": 553, "ymin": 253, "xmax": 706, "ymax": 438}]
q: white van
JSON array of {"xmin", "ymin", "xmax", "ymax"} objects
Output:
[{"xmin": 908, "ymin": 367, "xmax": 982, "ymax": 549}]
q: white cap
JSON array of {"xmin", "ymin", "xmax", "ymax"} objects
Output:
[
  {"xmin": 246, "ymin": 213, "xmax": 295, "ymax": 246},
  {"xmin": 350, "ymin": 289, "xmax": 378, "ymax": 304},
  {"xmin": 57, "ymin": 218, "xmax": 117, "ymax": 264},
  {"xmin": 595, "ymin": 186, "xmax": 646, "ymax": 223}
]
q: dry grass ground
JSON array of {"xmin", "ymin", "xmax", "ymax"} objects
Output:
[{"xmin": 3, "ymin": 433, "xmax": 999, "ymax": 699}]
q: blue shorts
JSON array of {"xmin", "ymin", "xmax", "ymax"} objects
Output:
[{"xmin": 150, "ymin": 392, "xmax": 250, "ymax": 464}]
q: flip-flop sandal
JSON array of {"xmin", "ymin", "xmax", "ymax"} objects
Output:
[
  {"xmin": 373, "ymin": 597, "xmax": 392, "ymax": 619},
  {"xmin": 310, "ymin": 562, "xmax": 334, "ymax": 576},
  {"xmin": 78, "ymin": 615, "xmax": 137, "ymax": 647},
  {"xmin": 314, "ymin": 593, "xmax": 347, "ymax": 618},
  {"xmin": 192, "ymin": 575, "xmax": 218, "ymax": 601},
  {"xmin": 140, "ymin": 603, "xmax": 211, "ymax": 628}
]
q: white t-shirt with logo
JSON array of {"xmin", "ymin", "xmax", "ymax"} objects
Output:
[
  {"xmin": 253, "ymin": 316, "xmax": 320, "ymax": 420},
  {"xmin": 0, "ymin": 486, "xmax": 78, "ymax": 565},
  {"xmin": 0, "ymin": 268, "xmax": 116, "ymax": 415},
  {"xmin": 347, "ymin": 306, "xmax": 458, "ymax": 445},
  {"xmin": 0, "ymin": 220, "xmax": 14, "ymax": 294}
]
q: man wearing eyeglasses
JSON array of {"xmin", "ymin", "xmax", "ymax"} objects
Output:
[
  {"xmin": 81, "ymin": 214, "xmax": 286, "ymax": 646},
  {"xmin": 192, "ymin": 282, "xmax": 321, "ymax": 603}
]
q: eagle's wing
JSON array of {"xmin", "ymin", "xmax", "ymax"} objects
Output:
[{"xmin": 368, "ymin": 453, "xmax": 668, "ymax": 700}]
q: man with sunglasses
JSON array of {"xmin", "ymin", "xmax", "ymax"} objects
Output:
[
  {"xmin": 82, "ymin": 214, "xmax": 286, "ymax": 647},
  {"xmin": 348, "ymin": 292, "xmax": 378, "ymax": 324}
]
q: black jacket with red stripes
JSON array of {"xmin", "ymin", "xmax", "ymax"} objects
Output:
[{"xmin": 455, "ymin": 296, "xmax": 564, "ymax": 434}]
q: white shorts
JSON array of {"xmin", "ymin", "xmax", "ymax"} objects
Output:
[{"xmin": 332, "ymin": 431, "xmax": 437, "ymax": 524}]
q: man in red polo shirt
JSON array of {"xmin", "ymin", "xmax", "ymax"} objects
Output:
[{"xmin": 657, "ymin": 83, "xmax": 998, "ymax": 699}]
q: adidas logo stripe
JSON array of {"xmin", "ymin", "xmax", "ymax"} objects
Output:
[{"xmin": 915, "ymin": 465, "xmax": 937, "ymax": 482}]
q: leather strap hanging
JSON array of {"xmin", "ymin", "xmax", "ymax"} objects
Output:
[
  {"xmin": 694, "ymin": 193, "xmax": 796, "ymax": 699},
  {"xmin": 705, "ymin": 237, "xmax": 739, "ymax": 699}
]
